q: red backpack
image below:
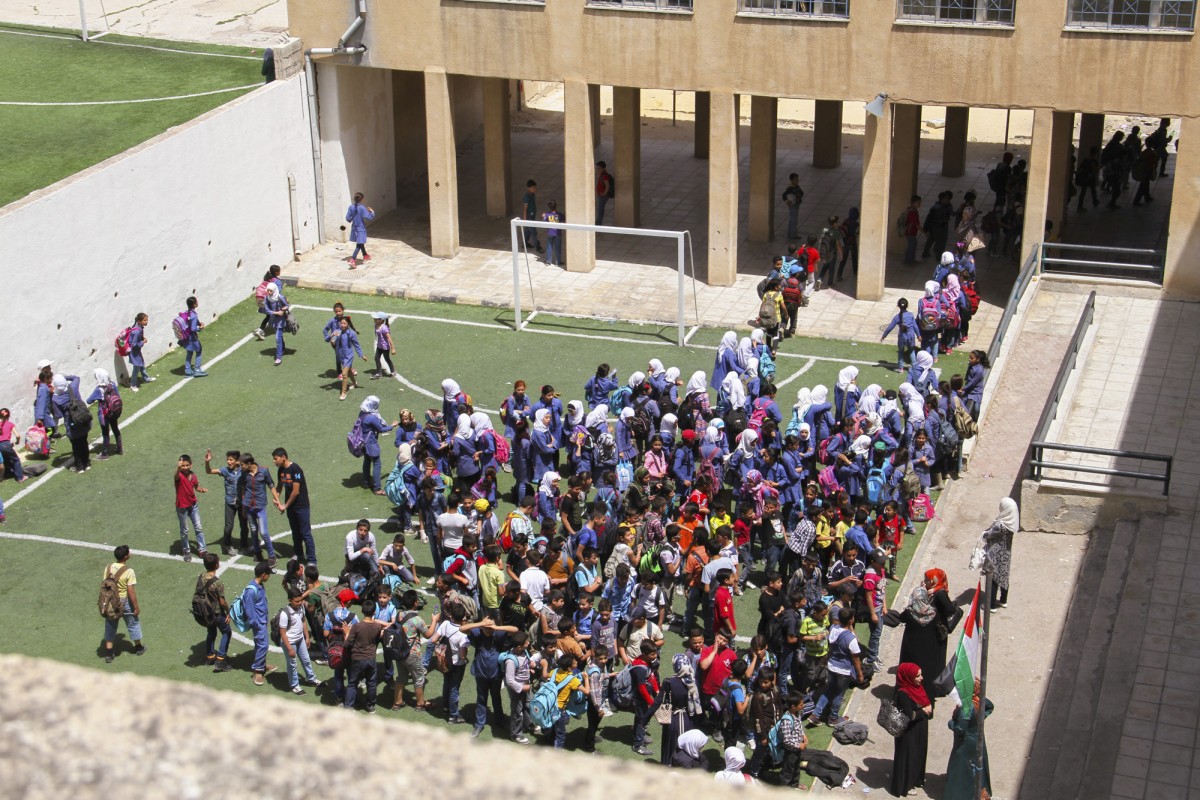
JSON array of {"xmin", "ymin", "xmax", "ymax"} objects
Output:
[
  {"xmin": 962, "ymin": 282, "xmax": 981, "ymax": 316},
  {"xmin": 114, "ymin": 326, "xmax": 135, "ymax": 357},
  {"xmin": 781, "ymin": 276, "xmax": 803, "ymax": 304}
]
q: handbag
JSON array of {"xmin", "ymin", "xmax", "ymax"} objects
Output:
[
  {"xmin": 655, "ymin": 691, "xmax": 674, "ymax": 725},
  {"xmin": 968, "ymin": 534, "xmax": 987, "ymax": 571},
  {"xmin": 876, "ymin": 694, "xmax": 909, "ymax": 738}
]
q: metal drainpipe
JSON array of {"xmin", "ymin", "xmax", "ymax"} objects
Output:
[{"xmin": 304, "ymin": 0, "xmax": 368, "ymax": 243}]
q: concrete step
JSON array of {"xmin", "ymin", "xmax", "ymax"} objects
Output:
[
  {"xmin": 1078, "ymin": 513, "xmax": 1163, "ymax": 799},
  {"xmin": 1019, "ymin": 523, "xmax": 1118, "ymax": 800}
]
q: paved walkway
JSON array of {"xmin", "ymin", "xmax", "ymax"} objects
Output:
[{"xmin": 815, "ymin": 286, "xmax": 1091, "ymax": 798}]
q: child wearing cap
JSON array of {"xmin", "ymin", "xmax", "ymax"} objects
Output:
[
  {"xmin": 371, "ymin": 313, "xmax": 396, "ymax": 379},
  {"xmin": 324, "ymin": 587, "xmax": 359, "ymax": 702}
]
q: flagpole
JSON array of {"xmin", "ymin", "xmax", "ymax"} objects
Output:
[{"xmin": 976, "ymin": 569, "xmax": 993, "ymax": 799}]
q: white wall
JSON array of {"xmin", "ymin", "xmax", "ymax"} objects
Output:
[{"xmin": 0, "ymin": 76, "xmax": 319, "ymax": 426}]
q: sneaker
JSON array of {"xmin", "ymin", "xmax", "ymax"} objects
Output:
[
  {"xmin": 97, "ymin": 452, "xmax": 110, "ymax": 461},
  {"xmin": 145, "ymin": 376, "xmax": 156, "ymax": 383},
  {"xmin": 363, "ymin": 254, "xmax": 372, "ymax": 262},
  {"xmin": 104, "ymin": 653, "xmax": 114, "ymax": 664},
  {"xmin": 514, "ymin": 735, "xmax": 530, "ymax": 745},
  {"xmin": 268, "ymin": 557, "xmax": 278, "ymax": 568},
  {"xmin": 746, "ymin": 581, "xmax": 757, "ymax": 589},
  {"xmin": 274, "ymin": 358, "xmax": 282, "ymax": 366},
  {"xmin": 183, "ymin": 552, "xmax": 192, "ymax": 563},
  {"xmin": 205, "ymin": 654, "xmax": 216, "ymax": 665},
  {"xmin": 339, "ymin": 393, "xmax": 347, "ymax": 401},
  {"xmin": 134, "ymin": 645, "xmax": 146, "ymax": 656},
  {"xmin": 253, "ymin": 329, "xmax": 265, "ymax": 340},
  {"xmin": 130, "ymin": 386, "xmax": 139, "ymax": 393},
  {"xmin": 314, "ymin": 659, "xmax": 328, "ymax": 667},
  {"xmin": 253, "ymin": 673, "xmax": 265, "ymax": 686},
  {"xmin": 447, "ymin": 715, "xmax": 466, "ymax": 725},
  {"xmin": 303, "ymin": 678, "xmax": 322, "ymax": 687},
  {"xmin": 426, "ymin": 577, "xmax": 436, "ymax": 586},
  {"xmin": 471, "ymin": 725, "xmax": 484, "ymax": 739},
  {"xmin": 633, "ymin": 745, "xmax": 652, "ymax": 756},
  {"xmin": 222, "ymin": 545, "xmax": 235, "ymax": 556},
  {"xmin": 193, "ymin": 370, "xmax": 209, "ymax": 378},
  {"xmin": 367, "ymin": 707, "xmax": 377, "ymax": 714},
  {"xmin": 292, "ymin": 686, "xmax": 306, "ymax": 696}
]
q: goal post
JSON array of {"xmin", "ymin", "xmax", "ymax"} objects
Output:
[{"xmin": 510, "ymin": 218, "xmax": 700, "ymax": 347}]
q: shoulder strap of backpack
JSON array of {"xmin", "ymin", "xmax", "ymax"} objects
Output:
[{"xmin": 111, "ymin": 565, "xmax": 129, "ymax": 583}]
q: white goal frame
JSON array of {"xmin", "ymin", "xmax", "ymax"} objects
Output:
[{"xmin": 510, "ymin": 218, "xmax": 700, "ymax": 347}]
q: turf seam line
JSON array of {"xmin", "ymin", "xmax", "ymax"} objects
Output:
[
  {"xmin": 5, "ymin": 333, "xmax": 256, "ymax": 509},
  {"xmin": 0, "ymin": 84, "xmax": 260, "ymax": 106},
  {"xmin": 0, "ymin": 27, "xmax": 261, "ymax": 59}
]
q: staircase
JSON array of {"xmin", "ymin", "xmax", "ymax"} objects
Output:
[{"xmin": 1018, "ymin": 514, "xmax": 1163, "ymax": 799}]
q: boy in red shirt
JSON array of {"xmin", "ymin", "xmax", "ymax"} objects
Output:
[
  {"xmin": 712, "ymin": 568, "xmax": 737, "ymax": 639},
  {"xmin": 874, "ymin": 500, "xmax": 912, "ymax": 579},
  {"xmin": 175, "ymin": 454, "xmax": 208, "ymax": 562},
  {"xmin": 699, "ymin": 632, "xmax": 737, "ymax": 742}
]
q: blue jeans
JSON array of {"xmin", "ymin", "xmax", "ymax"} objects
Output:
[
  {"xmin": 130, "ymin": 363, "xmax": 149, "ymax": 388},
  {"xmin": 103, "ymin": 597, "xmax": 142, "ymax": 643},
  {"xmin": 475, "ymin": 675, "xmax": 504, "ymax": 729},
  {"xmin": 897, "ymin": 340, "xmax": 917, "ymax": 372},
  {"xmin": 286, "ymin": 506, "xmax": 316, "ymax": 565},
  {"xmin": 251, "ymin": 623, "xmax": 269, "ymax": 673},
  {"xmin": 867, "ymin": 615, "xmax": 883, "ymax": 665},
  {"xmin": 184, "ymin": 344, "xmax": 203, "ymax": 373},
  {"xmin": 553, "ymin": 709, "xmax": 570, "ymax": 748},
  {"xmin": 274, "ymin": 323, "xmax": 285, "ymax": 360},
  {"xmin": 0, "ymin": 441, "xmax": 25, "ymax": 481},
  {"xmin": 346, "ymin": 658, "xmax": 378, "ymax": 709},
  {"xmin": 247, "ymin": 506, "xmax": 276, "ymax": 557},
  {"xmin": 362, "ymin": 454, "xmax": 381, "ymax": 491},
  {"xmin": 443, "ymin": 662, "xmax": 466, "ymax": 717},
  {"xmin": 737, "ymin": 544, "xmax": 753, "ymax": 588},
  {"xmin": 206, "ymin": 617, "xmax": 231, "ymax": 658},
  {"xmin": 813, "ymin": 671, "xmax": 855, "ymax": 721},
  {"xmin": 545, "ymin": 235, "xmax": 561, "ymax": 266},
  {"xmin": 904, "ymin": 235, "xmax": 918, "ymax": 262},
  {"xmin": 176, "ymin": 504, "xmax": 206, "ymax": 554},
  {"xmin": 285, "ymin": 636, "xmax": 317, "ymax": 688}
]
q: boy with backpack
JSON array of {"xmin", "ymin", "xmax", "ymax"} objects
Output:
[
  {"xmin": 278, "ymin": 588, "xmax": 322, "ymax": 695},
  {"xmin": 775, "ymin": 691, "xmax": 810, "ymax": 787},
  {"xmin": 535, "ymin": 654, "xmax": 585, "ymax": 749},
  {"xmin": 720, "ymin": 658, "xmax": 752, "ymax": 749},
  {"xmin": 242, "ymin": 561, "xmax": 275, "ymax": 686},
  {"xmin": 582, "ymin": 644, "xmax": 613, "ymax": 751},
  {"xmin": 387, "ymin": 590, "xmax": 432, "ymax": 710},
  {"xmin": 176, "ymin": 296, "xmax": 208, "ymax": 377},
  {"xmin": 745, "ymin": 666, "xmax": 785, "ymax": 778},
  {"xmin": 343, "ymin": 599, "xmax": 388, "ymax": 713},
  {"xmin": 630, "ymin": 641, "xmax": 662, "ymax": 756},
  {"xmin": 194, "ymin": 552, "xmax": 231, "ymax": 672},
  {"xmin": 502, "ymin": 631, "xmax": 541, "ymax": 743},
  {"xmin": 323, "ymin": 588, "xmax": 359, "ymax": 701},
  {"xmin": 100, "ymin": 545, "xmax": 143, "ymax": 663},
  {"xmin": 757, "ymin": 279, "xmax": 788, "ymax": 348}
]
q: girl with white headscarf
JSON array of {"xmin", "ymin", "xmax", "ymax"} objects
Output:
[
  {"xmin": 681, "ymin": 370, "xmax": 715, "ymax": 432},
  {"xmin": 615, "ymin": 407, "xmax": 637, "ymax": 462},
  {"xmin": 713, "ymin": 331, "xmax": 741, "ymax": 389},
  {"xmin": 357, "ymin": 395, "xmax": 396, "ymax": 494},
  {"xmin": 736, "ymin": 336, "xmax": 755, "ymax": 371},
  {"xmin": 744, "ymin": 358, "xmax": 761, "ymax": 400},
  {"xmin": 908, "ymin": 350, "xmax": 936, "ymax": 397},
  {"xmin": 563, "ymin": 400, "xmax": 591, "ymax": 474},
  {"xmin": 834, "ymin": 365, "xmax": 860, "ymax": 420},
  {"xmin": 714, "ymin": 747, "xmax": 753, "ymax": 784},
  {"xmin": 834, "ymin": 433, "xmax": 873, "ymax": 501},
  {"xmin": 469, "ymin": 411, "xmax": 498, "ymax": 475},
  {"xmin": 50, "ymin": 373, "xmax": 94, "ymax": 471},
  {"xmin": 720, "ymin": 372, "xmax": 747, "ymax": 414},
  {"xmin": 659, "ymin": 413, "xmax": 679, "ymax": 445},
  {"xmin": 530, "ymin": 408, "xmax": 557, "ymax": 483},
  {"xmin": 804, "ymin": 384, "xmax": 835, "ymax": 442},
  {"xmin": 794, "ymin": 387, "xmax": 813, "ymax": 422},
  {"xmin": 729, "ymin": 429, "xmax": 761, "ymax": 485},
  {"xmin": 627, "ymin": 370, "xmax": 646, "ymax": 390},
  {"xmin": 537, "ymin": 471, "xmax": 561, "ymax": 523},
  {"xmin": 441, "ymin": 378, "xmax": 466, "ymax": 434},
  {"xmin": 646, "ymin": 358, "xmax": 668, "ymax": 398},
  {"xmin": 84, "ymin": 368, "xmax": 122, "ymax": 459},
  {"xmin": 982, "ymin": 497, "xmax": 1019, "ymax": 609},
  {"xmin": 262, "ymin": 282, "xmax": 289, "ymax": 366},
  {"xmin": 450, "ymin": 411, "xmax": 481, "ymax": 492},
  {"xmin": 672, "ymin": 729, "xmax": 708, "ymax": 770},
  {"xmin": 585, "ymin": 403, "xmax": 609, "ymax": 436},
  {"xmin": 918, "ymin": 280, "xmax": 944, "ymax": 358},
  {"xmin": 663, "ymin": 366, "xmax": 682, "ymax": 409}
]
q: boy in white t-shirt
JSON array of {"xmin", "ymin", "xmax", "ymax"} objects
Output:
[
  {"xmin": 279, "ymin": 589, "xmax": 321, "ymax": 695},
  {"xmin": 519, "ymin": 551, "xmax": 551, "ymax": 612}
]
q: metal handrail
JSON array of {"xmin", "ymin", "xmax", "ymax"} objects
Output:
[
  {"xmin": 1026, "ymin": 291, "xmax": 1173, "ymax": 495},
  {"xmin": 1040, "ymin": 241, "xmax": 1164, "ymax": 283},
  {"xmin": 1043, "ymin": 242, "xmax": 1159, "ymax": 255},
  {"xmin": 986, "ymin": 243, "xmax": 1040, "ymax": 365}
]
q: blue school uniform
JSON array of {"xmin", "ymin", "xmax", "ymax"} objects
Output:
[
  {"xmin": 264, "ymin": 294, "xmax": 288, "ymax": 359},
  {"xmin": 804, "ymin": 403, "xmax": 836, "ymax": 443},
  {"xmin": 881, "ymin": 311, "xmax": 919, "ymax": 349},
  {"xmin": 780, "ymin": 449, "xmax": 806, "ymax": 505},
  {"xmin": 882, "ymin": 408, "xmax": 905, "ymax": 441},
  {"xmin": 647, "ymin": 372, "xmax": 668, "ymax": 399},
  {"xmin": 423, "ymin": 428, "xmax": 450, "ymax": 474},
  {"xmin": 615, "ymin": 419, "xmax": 636, "ymax": 462},
  {"xmin": 85, "ymin": 384, "xmax": 120, "ymax": 427},
  {"xmin": 34, "ymin": 382, "xmax": 53, "ymax": 426},
  {"xmin": 128, "ymin": 325, "xmax": 146, "ymax": 368},
  {"xmin": 476, "ymin": 431, "xmax": 497, "ymax": 476},
  {"xmin": 726, "ymin": 449, "xmax": 761, "ymax": 486},
  {"xmin": 533, "ymin": 397, "xmax": 564, "ymax": 445},
  {"xmin": 584, "ymin": 375, "xmax": 618, "ymax": 409},
  {"xmin": 359, "ymin": 412, "xmax": 392, "ymax": 458},
  {"xmin": 833, "ymin": 386, "xmax": 860, "ymax": 422},
  {"xmin": 871, "ymin": 428, "xmax": 899, "ymax": 455},
  {"xmin": 823, "ymin": 432, "xmax": 848, "ymax": 464},
  {"xmin": 346, "ymin": 202, "xmax": 374, "ymax": 244},
  {"xmin": 907, "ymin": 367, "xmax": 936, "ymax": 398},
  {"xmin": 183, "ymin": 310, "xmax": 202, "ymax": 352},
  {"xmin": 744, "ymin": 375, "xmax": 761, "ymax": 403},
  {"xmin": 765, "ymin": 459, "xmax": 792, "ymax": 501},
  {"xmin": 909, "ymin": 441, "xmax": 935, "ymax": 488},
  {"xmin": 836, "ymin": 452, "xmax": 868, "ymax": 498},
  {"xmin": 711, "ymin": 349, "xmax": 742, "ymax": 391},
  {"xmin": 530, "ymin": 428, "xmax": 557, "ymax": 483},
  {"xmin": 393, "ymin": 423, "xmax": 420, "ymax": 449},
  {"xmin": 50, "ymin": 377, "xmax": 89, "ymax": 439},
  {"xmin": 501, "ymin": 394, "xmax": 533, "ymax": 439},
  {"xmin": 443, "ymin": 392, "xmax": 467, "ymax": 439},
  {"xmin": 334, "ymin": 328, "xmax": 363, "ymax": 368},
  {"xmin": 537, "ymin": 489, "xmax": 559, "ymax": 523},
  {"xmin": 672, "ymin": 446, "xmax": 695, "ymax": 490},
  {"xmin": 452, "ymin": 434, "xmax": 480, "ymax": 480},
  {"xmin": 963, "ymin": 363, "xmax": 985, "ymax": 406}
]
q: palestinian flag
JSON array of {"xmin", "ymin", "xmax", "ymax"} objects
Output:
[{"xmin": 948, "ymin": 580, "xmax": 984, "ymax": 711}]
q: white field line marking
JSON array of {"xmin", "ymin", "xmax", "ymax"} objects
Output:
[
  {"xmin": 289, "ymin": 303, "xmax": 881, "ymax": 365},
  {"xmin": 390, "ymin": 373, "xmax": 500, "ymax": 416},
  {"xmin": 775, "ymin": 358, "xmax": 817, "ymax": 389},
  {"xmin": 0, "ymin": 84, "xmax": 260, "ymax": 106},
  {"xmin": 5, "ymin": 333, "xmax": 256, "ymax": 509},
  {"xmin": 0, "ymin": 28, "xmax": 261, "ymax": 59}
]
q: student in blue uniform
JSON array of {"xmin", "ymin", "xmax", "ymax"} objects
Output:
[
  {"xmin": 451, "ymin": 414, "xmax": 480, "ymax": 493},
  {"xmin": 712, "ymin": 331, "xmax": 743, "ymax": 390},
  {"xmin": 345, "ymin": 192, "xmax": 375, "ymax": 266},
  {"xmin": 441, "ymin": 379, "xmax": 469, "ymax": 437},
  {"xmin": 907, "ymin": 351, "xmax": 938, "ymax": 399},
  {"xmin": 961, "ymin": 350, "xmax": 990, "ymax": 419},
  {"xmin": 85, "ymin": 369, "xmax": 122, "ymax": 459},
  {"xmin": 833, "ymin": 367, "xmax": 860, "ymax": 423},
  {"xmin": 501, "ymin": 381, "xmax": 533, "ymax": 503},
  {"xmin": 585, "ymin": 364, "xmax": 619, "ymax": 410},
  {"xmin": 358, "ymin": 396, "xmax": 396, "ymax": 495},
  {"xmin": 331, "ymin": 316, "xmax": 366, "ymax": 401},
  {"xmin": 126, "ymin": 313, "xmax": 154, "ymax": 392},
  {"xmin": 181, "ymin": 296, "xmax": 207, "ymax": 377},
  {"xmin": 322, "ymin": 303, "xmax": 352, "ymax": 377},
  {"xmin": 803, "ymin": 386, "xmax": 836, "ymax": 443},
  {"xmin": 880, "ymin": 298, "xmax": 919, "ymax": 374},
  {"xmin": 530, "ymin": 408, "xmax": 558, "ymax": 485},
  {"xmin": 263, "ymin": 284, "xmax": 290, "ymax": 366}
]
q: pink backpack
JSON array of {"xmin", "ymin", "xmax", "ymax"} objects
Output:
[
  {"xmin": 817, "ymin": 465, "xmax": 842, "ymax": 498},
  {"xmin": 486, "ymin": 431, "xmax": 511, "ymax": 465},
  {"xmin": 747, "ymin": 397, "xmax": 771, "ymax": 433},
  {"xmin": 25, "ymin": 422, "xmax": 49, "ymax": 455},
  {"xmin": 908, "ymin": 493, "xmax": 935, "ymax": 522}
]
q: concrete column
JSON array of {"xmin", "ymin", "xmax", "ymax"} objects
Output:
[
  {"xmin": 588, "ymin": 83, "xmax": 602, "ymax": 148},
  {"xmin": 564, "ymin": 79, "xmax": 596, "ymax": 273},
  {"xmin": 424, "ymin": 68, "xmax": 459, "ymax": 257},
  {"xmin": 694, "ymin": 91, "xmax": 710, "ymax": 159},
  {"xmin": 1163, "ymin": 115, "xmax": 1200, "ymax": 299},
  {"xmin": 613, "ymin": 86, "xmax": 641, "ymax": 228},
  {"xmin": 707, "ymin": 91, "xmax": 739, "ymax": 286},
  {"xmin": 887, "ymin": 103, "xmax": 922, "ymax": 255},
  {"xmin": 942, "ymin": 106, "xmax": 969, "ymax": 178},
  {"xmin": 1022, "ymin": 109, "xmax": 1073, "ymax": 264},
  {"xmin": 857, "ymin": 108, "xmax": 892, "ymax": 302},
  {"xmin": 1078, "ymin": 112, "xmax": 1104, "ymax": 160},
  {"xmin": 482, "ymin": 77, "xmax": 512, "ymax": 218},
  {"xmin": 813, "ymin": 99, "xmax": 843, "ymax": 169},
  {"xmin": 749, "ymin": 95, "xmax": 778, "ymax": 242}
]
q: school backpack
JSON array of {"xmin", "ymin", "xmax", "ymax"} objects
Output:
[
  {"xmin": 609, "ymin": 664, "xmax": 637, "ymax": 710},
  {"xmin": 866, "ymin": 467, "xmax": 886, "ymax": 505},
  {"xmin": 895, "ymin": 211, "xmax": 908, "ymax": 237},
  {"xmin": 486, "ymin": 431, "xmax": 511, "ymax": 465},
  {"xmin": 782, "ymin": 276, "xmax": 803, "ymax": 305},
  {"xmin": 346, "ymin": 417, "xmax": 366, "ymax": 458},
  {"xmin": 254, "ymin": 280, "xmax": 271, "ymax": 306},
  {"xmin": 747, "ymin": 397, "xmax": 772, "ymax": 434},
  {"xmin": 817, "ymin": 465, "xmax": 842, "ymax": 497},
  {"xmin": 381, "ymin": 612, "xmax": 420, "ymax": 662},
  {"xmin": 817, "ymin": 433, "xmax": 841, "ymax": 465},
  {"xmin": 942, "ymin": 295, "xmax": 961, "ymax": 329},
  {"xmin": 67, "ymin": 393, "xmax": 93, "ymax": 430},
  {"xmin": 818, "ymin": 228, "xmax": 837, "ymax": 262},
  {"xmin": 833, "ymin": 718, "xmax": 871, "ymax": 745},
  {"xmin": 172, "ymin": 311, "xmax": 190, "ymax": 345},
  {"xmin": 628, "ymin": 396, "xmax": 652, "ymax": 439},
  {"xmin": 327, "ymin": 637, "xmax": 347, "ymax": 670},
  {"xmin": 229, "ymin": 594, "xmax": 250, "ymax": 633},
  {"xmin": 114, "ymin": 326, "xmax": 135, "ymax": 357},
  {"xmin": 270, "ymin": 605, "xmax": 298, "ymax": 647},
  {"xmin": 101, "ymin": 385, "xmax": 123, "ymax": 421},
  {"xmin": 767, "ymin": 712, "xmax": 796, "ymax": 765},
  {"xmin": 283, "ymin": 309, "xmax": 300, "ymax": 335},
  {"xmin": 962, "ymin": 282, "xmax": 981, "ymax": 316},
  {"xmin": 615, "ymin": 459, "xmax": 634, "ymax": 493},
  {"xmin": 24, "ymin": 423, "xmax": 49, "ymax": 456},
  {"xmin": 758, "ymin": 294, "xmax": 780, "ymax": 328},
  {"xmin": 951, "ymin": 397, "xmax": 978, "ymax": 440},
  {"xmin": 384, "ymin": 462, "xmax": 414, "ymax": 507},
  {"xmin": 784, "ymin": 409, "xmax": 802, "ymax": 439},
  {"xmin": 496, "ymin": 511, "xmax": 520, "ymax": 551},
  {"xmin": 597, "ymin": 171, "xmax": 615, "ymax": 199},
  {"xmin": 608, "ymin": 385, "xmax": 633, "ymax": 412},
  {"xmin": 191, "ymin": 576, "xmax": 222, "ymax": 627},
  {"xmin": 900, "ymin": 467, "xmax": 922, "ymax": 502},
  {"xmin": 937, "ymin": 416, "xmax": 961, "ymax": 452},
  {"xmin": 311, "ymin": 584, "xmax": 342, "ymax": 633},
  {"xmin": 530, "ymin": 672, "xmax": 573, "ymax": 729},
  {"xmin": 917, "ymin": 298, "xmax": 944, "ymax": 332},
  {"xmin": 98, "ymin": 565, "xmax": 128, "ymax": 620},
  {"xmin": 987, "ymin": 166, "xmax": 1006, "ymax": 194},
  {"xmin": 638, "ymin": 543, "xmax": 665, "ymax": 576},
  {"xmin": 759, "ymin": 351, "xmax": 777, "ymax": 382},
  {"xmin": 908, "ymin": 492, "xmax": 935, "ymax": 522}
]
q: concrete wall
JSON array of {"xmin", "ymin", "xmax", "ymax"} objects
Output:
[
  {"xmin": 393, "ymin": 70, "xmax": 428, "ymax": 189},
  {"xmin": 287, "ymin": 0, "xmax": 1200, "ymax": 117},
  {"xmin": 0, "ymin": 77, "xmax": 319, "ymax": 426}
]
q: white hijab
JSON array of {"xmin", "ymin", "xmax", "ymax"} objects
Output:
[
  {"xmin": 678, "ymin": 729, "xmax": 707, "ymax": 760},
  {"xmin": 360, "ymin": 395, "xmax": 381, "ymax": 414},
  {"xmin": 750, "ymin": 328, "xmax": 765, "ymax": 346},
  {"xmin": 266, "ymin": 283, "xmax": 281, "ymax": 302},
  {"xmin": 858, "ymin": 395, "xmax": 879, "ymax": 416},
  {"xmin": 717, "ymin": 331, "xmax": 738, "ymax": 360},
  {"xmin": 628, "ymin": 370, "xmax": 646, "ymax": 389},
  {"xmin": 722, "ymin": 373, "xmax": 747, "ymax": 411},
  {"xmin": 811, "ymin": 385, "xmax": 829, "ymax": 405},
  {"xmin": 647, "ymin": 359, "xmax": 666, "ymax": 377},
  {"xmin": 52, "ymin": 374, "xmax": 69, "ymax": 396},
  {"xmin": 453, "ymin": 414, "xmax": 473, "ymax": 440},
  {"xmin": 746, "ymin": 357, "xmax": 759, "ymax": 379},
  {"xmin": 441, "ymin": 378, "xmax": 461, "ymax": 401},
  {"xmin": 836, "ymin": 366, "xmax": 859, "ymax": 391},
  {"xmin": 864, "ymin": 383, "xmax": 882, "ymax": 402},
  {"xmin": 397, "ymin": 442, "xmax": 413, "ymax": 466},
  {"xmin": 736, "ymin": 429, "xmax": 758, "ymax": 458},
  {"xmin": 924, "ymin": 280, "xmax": 940, "ymax": 299},
  {"xmin": 585, "ymin": 404, "xmax": 609, "ymax": 430},
  {"xmin": 705, "ymin": 425, "xmax": 723, "ymax": 445},
  {"xmin": 92, "ymin": 368, "xmax": 112, "ymax": 396},
  {"xmin": 794, "ymin": 387, "xmax": 813, "ymax": 420},
  {"xmin": 619, "ymin": 407, "xmax": 635, "ymax": 423},
  {"xmin": 997, "ymin": 497, "xmax": 1020, "ymax": 531},
  {"xmin": 538, "ymin": 471, "xmax": 560, "ymax": 496},
  {"xmin": 532, "ymin": 408, "xmax": 551, "ymax": 434},
  {"xmin": 665, "ymin": 366, "xmax": 681, "ymax": 385},
  {"xmin": 898, "ymin": 382, "xmax": 919, "ymax": 406},
  {"xmin": 850, "ymin": 434, "xmax": 872, "ymax": 457},
  {"xmin": 659, "ymin": 413, "xmax": 678, "ymax": 441},
  {"xmin": 736, "ymin": 337, "xmax": 754, "ymax": 369},
  {"xmin": 565, "ymin": 401, "xmax": 584, "ymax": 428},
  {"xmin": 914, "ymin": 350, "xmax": 935, "ymax": 386},
  {"xmin": 685, "ymin": 370, "xmax": 708, "ymax": 396},
  {"xmin": 470, "ymin": 411, "xmax": 494, "ymax": 435},
  {"xmin": 798, "ymin": 422, "xmax": 812, "ymax": 439},
  {"xmin": 715, "ymin": 747, "xmax": 749, "ymax": 783}
]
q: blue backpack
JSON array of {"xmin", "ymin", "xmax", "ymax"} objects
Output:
[
  {"xmin": 384, "ymin": 462, "xmax": 414, "ymax": 507},
  {"xmin": 608, "ymin": 385, "xmax": 632, "ymax": 412},
  {"xmin": 866, "ymin": 466, "xmax": 886, "ymax": 505},
  {"xmin": 784, "ymin": 409, "xmax": 802, "ymax": 439},
  {"xmin": 229, "ymin": 594, "xmax": 250, "ymax": 633},
  {"xmin": 615, "ymin": 460, "xmax": 634, "ymax": 493},
  {"xmin": 530, "ymin": 672, "xmax": 575, "ymax": 729},
  {"xmin": 767, "ymin": 712, "xmax": 798, "ymax": 765},
  {"xmin": 759, "ymin": 350, "xmax": 776, "ymax": 382}
]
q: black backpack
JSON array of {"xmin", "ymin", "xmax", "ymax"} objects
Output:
[
  {"xmin": 382, "ymin": 612, "xmax": 419, "ymax": 661},
  {"xmin": 191, "ymin": 576, "xmax": 222, "ymax": 627},
  {"xmin": 67, "ymin": 394, "xmax": 93, "ymax": 430},
  {"xmin": 270, "ymin": 605, "xmax": 300, "ymax": 647},
  {"xmin": 629, "ymin": 396, "xmax": 652, "ymax": 439}
]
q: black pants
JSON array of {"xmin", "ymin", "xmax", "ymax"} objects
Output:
[
  {"xmin": 346, "ymin": 658, "xmax": 378, "ymax": 710},
  {"xmin": 779, "ymin": 748, "xmax": 804, "ymax": 787},
  {"xmin": 100, "ymin": 416, "xmax": 122, "ymax": 453},
  {"xmin": 374, "ymin": 347, "xmax": 394, "ymax": 375},
  {"xmin": 990, "ymin": 582, "xmax": 1009, "ymax": 608},
  {"xmin": 69, "ymin": 433, "xmax": 90, "ymax": 469},
  {"xmin": 223, "ymin": 503, "xmax": 249, "ymax": 550},
  {"xmin": 583, "ymin": 702, "xmax": 602, "ymax": 749}
]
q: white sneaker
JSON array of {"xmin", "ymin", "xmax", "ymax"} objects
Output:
[
  {"xmin": 253, "ymin": 329, "xmax": 265, "ymax": 340},
  {"xmin": 130, "ymin": 386, "xmax": 139, "ymax": 393},
  {"xmin": 144, "ymin": 376, "xmax": 157, "ymax": 383}
]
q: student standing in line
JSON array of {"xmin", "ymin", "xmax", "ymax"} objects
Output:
[
  {"xmin": 126, "ymin": 313, "xmax": 155, "ymax": 392},
  {"xmin": 357, "ymin": 396, "xmax": 396, "ymax": 496},
  {"xmin": 243, "ymin": 560, "xmax": 277, "ymax": 686},
  {"xmin": 180, "ymin": 296, "xmax": 208, "ymax": 377},
  {"xmin": 197, "ymin": 552, "xmax": 232, "ymax": 672},
  {"xmin": 345, "ymin": 192, "xmax": 375, "ymax": 267}
]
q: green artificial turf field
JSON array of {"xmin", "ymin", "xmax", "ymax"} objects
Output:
[
  {"xmin": 0, "ymin": 24, "xmax": 262, "ymax": 206},
  {"xmin": 0, "ymin": 287, "xmax": 965, "ymax": 780}
]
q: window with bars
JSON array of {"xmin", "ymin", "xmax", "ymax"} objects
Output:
[
  {"xmin": 897, "ymin": 0, "xmax": 1015, "ymax": 24},
  {"xmin": 586, "ymin": 0, "xmax": 694, "ymax": 10},
  {"xmin": 737, "ymin": 0, "xmax": 850, "ymax": 17},
  {"xmin": 1066, "ymin": 0, "xmax": 1195, "ymax": 30}
]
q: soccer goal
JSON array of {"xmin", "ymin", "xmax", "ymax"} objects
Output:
[{"xmin": 509, "ymin": 218, "xmax": 701, "ymax": 347}]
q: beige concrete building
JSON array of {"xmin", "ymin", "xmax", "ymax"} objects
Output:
[{"xmin": 286, "ymin": 0, "xmax": 1200, "ymax": 300}]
